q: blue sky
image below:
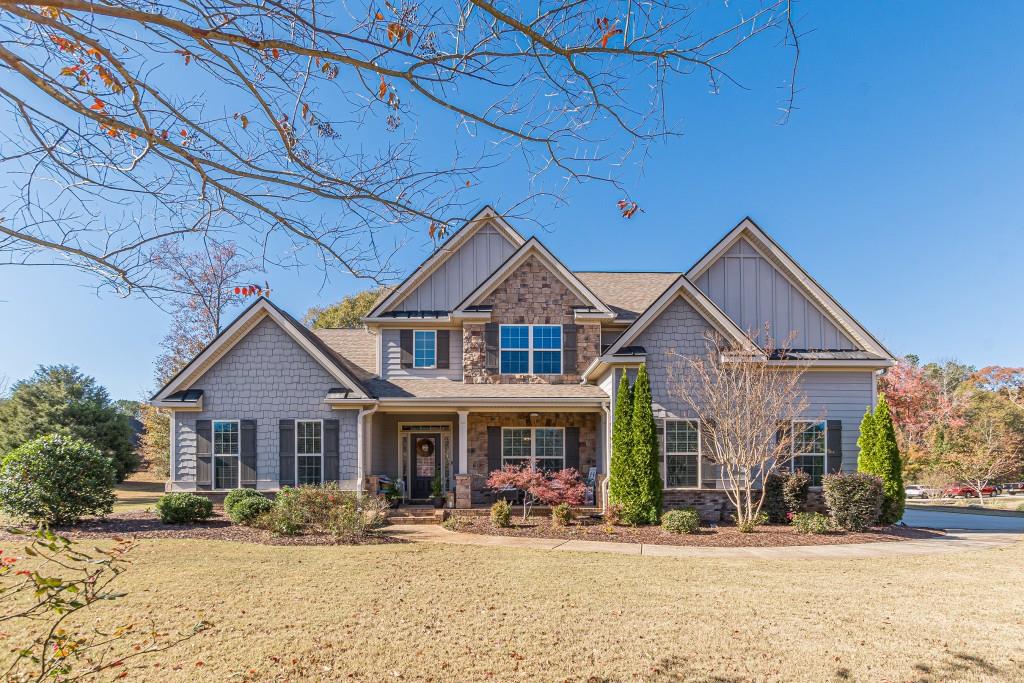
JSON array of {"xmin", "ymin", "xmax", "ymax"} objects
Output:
[{"xmin": 2, "ymin": 2, "xmax": 1022, "ymax": 400}]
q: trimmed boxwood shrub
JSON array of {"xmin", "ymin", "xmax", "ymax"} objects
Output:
[
  {"xmin": 490, "ymin": 499, "xmax": 512, "ymax": 528},
  {"xmin": 229, "ymin": 495, "xmax": 273, "ymax": 525},
  {"xmin": 783, "ymin": 470, "xmax": 811, "ymax": 513},
  {"xmin": 224, "ymin": 488, "xmax": 264, "ymax": 516},
  {"xmin": 156, "ymin": 492, "xmax": 214, "ymax": 524},
  {"xmin": 661, "ymin": 508, "xmax": 700, "ymax": 534},
  {"xmin": 762, "ymin": 473, "xmax": 788, "ymax": 523},
  {"xmin": 0, "ymin": 434, "xmax": 116, "ymax": 525},
  {"xmin": 791, "ymin": 512, "xmax": 832, "ymax": 535},
  {"xmin": 822, "ymin": 472, "xmax": 883, "ymax": 531}
]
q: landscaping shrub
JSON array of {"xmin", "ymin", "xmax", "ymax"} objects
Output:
[
  {"xmin": 1017, "ymin": 502, "xmax": 1024, "ymax": 513},
  {"xmin": 490, "ymin": 499, "xmax": 512, "ymax": 528},
  {"xmin": 762, "ymin": 471, "xmax": 810, "ymax": 524},
  {"xmin": 156, "ymin": 492, "xmax": 213, "ymax": 524},
  {"xmin": 822, "ymin": 472, "xmax": 884, "ymax": 531},
  {"xmin": 761, "ymin": 473, "xmax": 788, "ymax": 524},
  {"xmin": 0, "ymin": 434, "xmax": 116, "ymax": 525},
  {"xmin": 791, "ymin": 512, "xmax": 832, "ymax": 535},
  {"xmin": 224, "ymin": 488, "xmax": 264, "ymax": 516},
  {"xmin": 661, "ymin": 508, "xmax": 700, "ymax": 534},
  {"xmin": 603, "ymin": 502, "xmax": 625, "ymax": 526},
  {"xmin": 442, "ymin": 514, "xmax": 468, "ymax": 532},
  {"xmin": 735, "ymin": 512, "xmax": 768, "ymax": 533},
  {"xmin": 229, "ymin": 495, "xmax": 273, "ymax": 525},
  {"xmin": 783, "ymin": 470, "xmax": 811, "ymax": 513},
  {"xmin": 259, "ymin": 484, "xmax": 388, "ymax": 539},
  {"xmin": 551, "ymin": 502, "xmax": 574, "ymax": 527}
]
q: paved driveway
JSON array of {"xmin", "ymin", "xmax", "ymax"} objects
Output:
[{"xmin": 902, "ymin": 508, "xmax": 1024, "ymax": 532}]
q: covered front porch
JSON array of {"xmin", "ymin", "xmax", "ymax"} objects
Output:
[{"xmin": 360, "ymin": 406, "xmax": 608, "ymax": 508}]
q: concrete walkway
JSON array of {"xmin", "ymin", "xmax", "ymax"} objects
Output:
[{"xmin": 387, "ymin": 524, "xmax": 1021, "ymax": 560}]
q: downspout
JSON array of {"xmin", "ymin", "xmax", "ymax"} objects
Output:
[{"xmin": 356, "ymin": 404, "xmax": 378, "ymax": 496}]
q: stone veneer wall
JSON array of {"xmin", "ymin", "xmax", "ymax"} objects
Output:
[
  {"xmin": 463, "ymin": 255, "xmax": 601, "ymax": 384},
  {"xmin": 663, "ymin": 489, "xmax": 827, "ymax": 523},
  {"xmin": 466, "ymin": 412, "xmax": 599, "ymax": 503}
]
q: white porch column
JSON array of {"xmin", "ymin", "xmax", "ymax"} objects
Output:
[{"xmin": 457, "ymin": 410, "xmax": 469, "ymax": 474}]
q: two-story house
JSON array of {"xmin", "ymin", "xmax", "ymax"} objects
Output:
[{"xmin": 152, "ymin": 207, "xmax": 894, "ymax": 512}]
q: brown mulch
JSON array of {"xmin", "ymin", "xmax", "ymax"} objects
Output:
[
  {"xmin": 0, "ymin": 510, "xmax": 405, "ymax": 547},
  {"xmin": 452, "ymin": 516, "xmax": 945, "ymax": 547}
]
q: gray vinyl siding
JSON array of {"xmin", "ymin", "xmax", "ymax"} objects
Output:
[
  {"xmin": 172, "ymin": 317, "xmax": 360, "ymax": 489},
  {"xmin": 695, "ymin": 237, "xmax": 857, "ymax": 350},
  {"xmin": 628, "ymin": 294, "xmax": 872, "ymax": 484},
  {"xmin": 381, "ymin": 328, "xmax": 462, "ymax": 380},
  {"xmin": 393, "ymin": 222, "xmax": 518, "ymax": 312}
]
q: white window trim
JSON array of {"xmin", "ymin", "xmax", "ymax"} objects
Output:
[
  {"xmin": 499, "ymin": 324, "xmax": 563, "ymax": 375},
  {"xmin": 663, "ymin": 418, "xmax": 701, "ymax": 490},
  {"xmin": 413, "ymin": 330, "xmax": 437, "ymax": 369},
  {"xmin": 212, "ymin": 419, "xmax": 241, "ymax": 491},
  {"xmin": 790, "ymin": 419, "xmax": 827, "ymax": 484},
  {"xmin": 295, "ymin": 419, "xmax": 324, "ymax": 486},
  {"xmin": 501, "ymin": 426, "xmax": 566, "ymax": 470}
]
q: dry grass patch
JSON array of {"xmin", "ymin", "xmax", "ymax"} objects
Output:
[{"xmin": 2, "ymin": 538, "xmax": 1022, "ymax": 682}]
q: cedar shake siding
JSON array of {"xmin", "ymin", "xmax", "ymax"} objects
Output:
[
  {"xmin": 172, "ymin": 317, "xmax": 359, "ymax": 490},
  {"xmin": 463, "ymin": 255, "xmax": 601, "ymax": 384}
]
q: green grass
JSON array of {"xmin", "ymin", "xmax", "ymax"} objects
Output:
[
  {"xmin": 2, "ymin": 535, "xmax": 1022, "ymax": 682},
  {"xmin": 112, "ymin": 470, "xmax": 165, "ymax": 512}
]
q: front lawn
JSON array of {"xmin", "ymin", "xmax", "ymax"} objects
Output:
[{"xmin": 2, "ymin": 535, "xmax": 1021, "ymax": 681}]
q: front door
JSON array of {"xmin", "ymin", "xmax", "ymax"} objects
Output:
[{"xmin": 411, "ymin": 433, "xmax": 441, "ymax": 499}]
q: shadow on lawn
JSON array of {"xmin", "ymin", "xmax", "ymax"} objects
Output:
[{"xmin": 835, "ymin": 651, "xmax": 1005, "ymax": 683}]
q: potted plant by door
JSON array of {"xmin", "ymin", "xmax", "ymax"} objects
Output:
[
  {"xmin": 383, "ymin": 480, "xmax": 402, "ymax": 509},
  {"xmin": 430, "ymin": 475, "xmax": 445, "ymax": 509}
]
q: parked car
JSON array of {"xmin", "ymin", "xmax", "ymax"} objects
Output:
[
  {"xmin": 999, "ymin": 482, "xmax": 1024, "ymax": 496},
  {"xmin": 904, "ymin": 484, "xmax": 934, "ymax": 499},
  {"xmin": 943, "ymin": 483, "xmax": 997, "ymax": 498}
]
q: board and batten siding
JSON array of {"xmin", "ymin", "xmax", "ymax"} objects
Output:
[
  {"xmin": 380, "ymin": 327, "xmax": 462, "ymax": 380},
  {"xmin": 172, "ymin": 317, "xmax": 359, "ymax": 490},
  {"xmin": 695, "ymin": 237, "xmax": 856, "ymax": 351},
  {"xmin": 393, "ymin": 222, "xmax": 518, "ymax": 312},
  {"xmin": 629, "ymin": 294, "xmax": 873, "ymax": 483}
]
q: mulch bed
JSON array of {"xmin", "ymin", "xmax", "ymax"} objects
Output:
[
  {"xmin": 0, "ymin": 510, "xmax": 404, "ymax": 547},
  {"xmin": 451, "ymin": 516, "xmax": 945, "ymax": 547}
]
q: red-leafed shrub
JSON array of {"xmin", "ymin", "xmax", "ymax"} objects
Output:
[{"xmin": 486, "ymin": 466, "xmax": 587, "ymax": 520}]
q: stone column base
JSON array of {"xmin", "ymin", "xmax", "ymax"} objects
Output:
[{"xmin": 455, "ymin": 474, "xmax": 473, "ymax": 509}]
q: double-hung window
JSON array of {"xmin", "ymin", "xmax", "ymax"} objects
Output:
[
  {"xmin": 499, "ymin": 325, "xmax": 562, "ymax": 375},
  {"xmin": 665, "ymin": 419, "xmax": 700, "ymax": 488},
  {"xmin": 296, "ymin": 420, "xmax": 323, "ymax": 486},
  {"xmin": 212, "ymin": 420, "xmax": 240, "ymax": 490},
  {"xmin": 501, "ymin": 427, "xmax": 565, "ymax": 471},
  {"xmin": 792, "ymin": 420, "xmax": 826, "ymax": 486},
  {"xmin": 413, "ymin": 330, "xmax": 436, "ymax": 369}
]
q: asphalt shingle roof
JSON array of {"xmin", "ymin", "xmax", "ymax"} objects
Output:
[{"xmin": 574, "ymin": 272, "xmax": 680, "ymax": 321}]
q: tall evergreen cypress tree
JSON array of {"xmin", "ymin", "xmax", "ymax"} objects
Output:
[
  {"xmin": 873, "ymin": 395, "xmax": 905, "ymax": 524},
  {"xmin": 630, "ymin": 364, "xmax": 662, "ymax": 524},
  {"xmin": 608, "ymin": 371, "xmax": 634, "ymax": 510},
  {"xmin": 857, "ymin": 395, "xmax": 904, "ymax": 524},
  {"xmin": 856, "ymin": 405, "xmax": 876, "ymax": 471}
]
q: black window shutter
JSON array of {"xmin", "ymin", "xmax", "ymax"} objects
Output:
[
  {"xmin": 487, "ymin": 426, "xmax": 502, "ymax": 473},
  {"xmin": 279, "ymin": 419, "xmax": 295, "ymax": 487},
  {"xmin": 562, "ymin": 325, "xmax": 577, "ymax": 375},
  {"xmin": 826, "ymin": 419, "xmax": 843, "ymax": 474},
  {"xmin": 195, "ymin": 419, "xmax": 212, "ymax": 490},
  {"xmin": 436, "ymin": 330, "xmax": 450, "ymax": 369},
  {"xmin": 323, "ymin": 419, "xmax": 340, "ymax": 482},
  {"xmin": 240, "ymin": 419, "xmax": 257, "ymax": 488},
  {"xmin": 399, "ymin": 329, "xmax": 413, "ymax": 368},
  {"xmin": 564, "ymin": 426, "xmax": 580, "ymax": 470},
  {"xmin": 484, "ymin": 323, "xmax": 499, "ymax": 373}
]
